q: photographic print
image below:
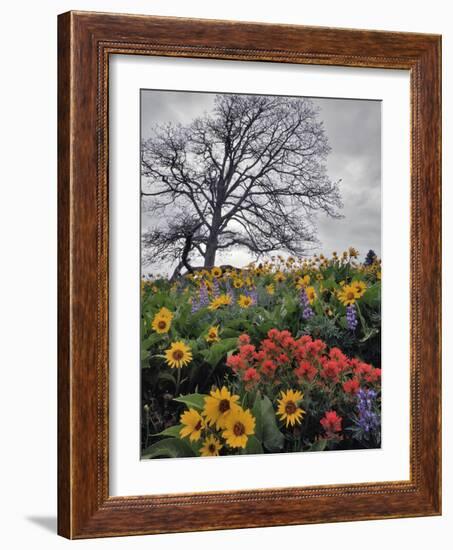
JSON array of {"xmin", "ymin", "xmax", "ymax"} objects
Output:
[{"xmin": 140, "ymin": 90, "xmax": 381, "ymax": 459}]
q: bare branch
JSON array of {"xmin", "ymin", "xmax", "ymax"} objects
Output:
[{"xmin": 141, "ymin": 94, "xmax": 342, "ymax": 269}]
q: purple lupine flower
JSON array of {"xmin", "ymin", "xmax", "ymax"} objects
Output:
[
  {"xmin": 199, "ymin": 282, "xmax": 209, "ymax": 308},
  {"xmin": 225, "ymin": 278, "xmax": 234, "ymax": 302},
  {"xmin": 357, "ymin": 389, "xmax": 379, "ymax": 433},
  {"xmin": 191, "ymin": 281, "xmax": 211, "ymax": 312},
  {"xmin": 346, "ymin": 304, "xmax": 358, "ymax": 331},
  {"xmin": 364, "ymin": 249, "xmax": 377, "ymax": 266},
  {"xmin": 225, "ymin": 278, "xmax": 232, "ymax": 293},
  {"xmin": 244, "ymin": 287, "xmax": 258, "ymax": 306},
  {"xmin": 212, "ymin": 278, "xmax": 220, "ymax": 299},
  {"xmin": 304, "ymin": 307, "xmax": 314, "ymax": 320},
  {"xmin": 191, "ymin": 298, "xmax": 200, "ymax": 313},
  {"xmin": 249, "ymin": 287, "xmax": 258, "ymax": 306},
  {"xmin": 300, "ymin": 289, "xmax": 314, "ymax": 320}
]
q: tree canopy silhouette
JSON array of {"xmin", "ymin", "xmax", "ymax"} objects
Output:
[{"xmin": 141, "ymin": 93, "xmax": 342, "ymax": 272}]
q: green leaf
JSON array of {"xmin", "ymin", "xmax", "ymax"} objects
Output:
[
  {"xmin": 260, "ymin": 395, "xmax": 285, "ymax": 452},
  {"xmin": 153, "ymin": 424, "xmax": 183, "ymax": 438},
  {"xmin": 360, "ymin": 327, "xmax": 379, "ymax": 343},
  {"xmin": 243, "ymin": 435, "xmax": 264, "ymax": 455},
  {"xmin": 142, "ymin": 332, "xmax": 163, "ymax": 350},
  {"xmin": 252, "ymin": 392, "xmax": 264, "ymax": 442},
  {"xmin": 199, "ymin": 337, "xmax": 238, "ymax": 367},
  {"xmin": 309, "ymin": 438, "xmax": 328, "ymax": 452},
  {"xmin": 184, "ymin": 308, "xmax": 209, "ymax": 326},
  {"xmin": 220, "ymin": 327, "xmax": 240, "ymax": 339},
  {"xmin": 321, "ymin": 277, "xmax": 337, "ymax": 290},
  {"xmin": 313, "ymin": 299, "xmax": 324, "ymax": 316},
  {"xmin": 173, "ymin": 393, "xmax": 206, "ymax": 411},
  {"xmin": 338, "ymin": 316, "xmax": 348, "ymax": 330},
  {"xmin": 158, "ymin": 371, "xmax": 176, "ymax": 386},
  {"xmin": 361, "ymin": 284, "xmax": 381, "ymax": 306},
  {"xmin": 141, "ymin": 438, "xmax": 195, "ymax": 459},
  {"xmin": 224, "ymin": 319, "xmax": 250, "ymax": 331},
  {"xmin": 157, "ymin": 371, "xmax": 176, "ymax": 387},
  {"xmin": 283, "ymin": 295, "xmax": 297, "ymax": 315}
]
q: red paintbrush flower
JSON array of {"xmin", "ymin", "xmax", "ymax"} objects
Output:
[
  {"xmin": 320, "ymin": 410, "xmax": 342, "ymax": 435},
  {"xmin": 238, "ymin": 333, "xmax": 251, "ymax": 346},
  {"xmin": 343, "ymin": 378, "xmax": 360, "ymax": 394},
  {"xmin": 295, "ymin": 361, "xmax": 317, "ymax": 381},
  {"xmin": 243, "ymin": 367, "xmax": 260, "ymax": 382},
  {"xmin": 320, "ymin": 360, "xmax": 340, "ymax": 382}
]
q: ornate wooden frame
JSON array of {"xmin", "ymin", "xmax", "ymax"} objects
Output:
[{"xmin": 58, "ymin": 11, "xmax": 442, "ymax": 539}]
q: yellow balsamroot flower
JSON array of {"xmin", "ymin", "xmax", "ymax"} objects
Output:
[
  {"xmin": 348, "ymin": 246, "xmax": 359, "ymax": 258},
  {"xmin": 305, "ymin": 286, "xmax": 317, "ymax": 304},
  {"xmin": 200, "ymin": 435, "xmax": 223, "ymax": 457},
  {"xmin": 179, "ymin": 408, "xmax": 204, "ymax": 442},
  {"xmin": 205, "ymin": 325, "xmax": 220, "ymax": 343},
  {"xmin": 277, "ymin": 389, "xmax": 305, "ymax": 427},
  {"xmin": 265, "ymin": 284, "xmax": 275, "ymax": 295},
  {"xmin": 208, "ymin": 294, "xmax": 232, "ymax": 310},
  {"xmin": 351, "ymin": 280, "xmax": 367, "ymax": 298},
  {"xmin": 157, "ymin": 307, "xmax": 173, "ymax": 321},
  {"xmin": 295, "ymin": 275, "xmax": 310, "ymax": 289},
  {"xmin": 338, "ymin": 284, "xmax": 360, "ymax": 306},
  {"xmin": 274, "ymin": 271, "xmax": 285, "ymax": 283},
  {"xmin": 211, "ymin": 266, "xmax": 222, "ymax": 278},
  {"xmin": 204, "ymin": 279, "xmax": 213, "ymax": 291},
  {"xmin": 232, "ymin": 278, "xmax": 244, "ymax": 289},
  {"xmin": 238, "ymin": 294, "xmax": 253, "ymax": 309},
  {"xmin": 164, "ymin": 341, "xmax": 192, "ymax": 369},
  {"xmin": 377, "ymin": 270, "xmax": 381, "ymax": 280},
  {"xmin": 203, "ymin": 386, "xmax": 240, "ymax": 429},
  {"xmin": 222, "ymin": 407, "xmax": 256, "ymax": 449},
  {"xmin": 151, "ymin": 314, "xmax": 171, "ymax": 334}
]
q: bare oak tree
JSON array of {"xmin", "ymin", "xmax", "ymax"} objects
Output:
[
  {"xmin": 141, "ymin": 214, "xmax": 203, "ymax": 281},
  {"xmin": 141, "ymin": 93, "xmax": 342, "ymax": 269}
]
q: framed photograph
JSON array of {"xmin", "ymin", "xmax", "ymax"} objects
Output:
[{"xmin": 58, "ymin": 11, "xmax": 441, "ymax": 538}]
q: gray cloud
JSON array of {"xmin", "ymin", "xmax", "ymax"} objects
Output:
[
  {"xmin": 312, "ymin": 97, "xmax": 381, "ymax": 258},
  {"xmin": 141, "ymin": 89, "xmax": 215, "ymax": 135},
  {"xmin": 141, "ymin": 90, "xmax": 381, "ymax": 275}
]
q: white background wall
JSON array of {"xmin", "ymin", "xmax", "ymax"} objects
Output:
[{"xmin": 0, "ymin": 1, "xmax": 450, "ymax": 548}]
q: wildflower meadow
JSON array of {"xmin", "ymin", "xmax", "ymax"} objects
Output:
[{"xmin": 141, "ymin": 248, "xmax": 381, "ymax": 458}]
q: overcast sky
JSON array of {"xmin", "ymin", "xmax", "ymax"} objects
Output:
[{"xmin": 141, "ymin": 89, "xmax": 381, "ymax": 276}]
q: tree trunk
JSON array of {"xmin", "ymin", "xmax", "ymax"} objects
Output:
[
  {"xmin": 170, "ymin": 261, "xmax": 184, "ymax": 283},
  {"xmin": 204, "ymin": 205, "xmax": 222, "ymax": 268},
  {"xmin": 204, "ymin": 236, "xmax": 218, "ymax": 267},
  {"xmin": 204, "ymin": 218, "xmax": 221, "ymax": 267}
]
